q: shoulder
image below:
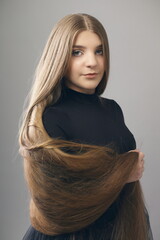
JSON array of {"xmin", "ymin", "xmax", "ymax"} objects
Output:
[
  {"xmin": 43, "ymin": 105, "xmax": 68, "ymax": 121},
  {"xmin": 42, "ymin": 105, "xmax": 69, "ymax": 139},
  {"xmin": 99, "ymin": 96, "xmax": 123, "ymax": 112},
  {"xmin": 100, "ymin": 96, "xmax": 125, "ymax": 121}
]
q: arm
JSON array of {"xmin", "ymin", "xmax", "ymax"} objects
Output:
[
  {"xmin": 113, "ymin": 100, "xmax": 145, "ymax": 183},
  {"xmin": 42, "ymin": 107, "xmax": 69, "ymax": 140},
  {"xmin": 113, "ymin": 100, "xmax": 137, "ymax": 151}
]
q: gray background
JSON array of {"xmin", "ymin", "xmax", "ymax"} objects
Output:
[{"xmin": 1, "ymin": 0, "xmax": 160, "ymax": 239}]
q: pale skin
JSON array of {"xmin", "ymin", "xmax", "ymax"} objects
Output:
[
  {"xmin": 65, "ymin": 30, "xmax": 104, "ymax": 94},
  {"xmin": 65, "ymin": 30, "xmax": 145, "ymax": 183},
  {"xmin": 127, "ymin": 150, "xmax": 145, "ymax": 183}
]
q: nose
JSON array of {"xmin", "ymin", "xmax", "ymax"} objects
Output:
[{"xmin": 85, "ymin": 53, "xmax": 98, "ymax": 68}]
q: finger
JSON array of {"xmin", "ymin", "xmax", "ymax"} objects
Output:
[
  {"xmin": 129, "ymin": 149, "xmax": 139, "ymax": 153},
  {"xmin": 139, "ymin": 160, "xmax": 144, "ymax": 170},
  {"xmin": 139, "ymin": 151, "xmax": 145, "ymax": 160}
]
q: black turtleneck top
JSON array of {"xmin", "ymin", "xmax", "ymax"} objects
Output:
[
  {"xmin": 23, "ymin": 86, "xmax": 137, "ymax": 240},
  {"xmin": 23, "ymin": 86, "xmax": 154, "ymax": 240},
  {"xmin": 42, "ymin": 86, "xmax": 136, "ymax": 154}
]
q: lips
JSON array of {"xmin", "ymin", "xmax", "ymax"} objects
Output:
[
  {"xmin": 84, "ymin": 72, "xmax": 97, "ymax": 75},
  {"xmin": 83, "ymin": 73, "xmax": 98, "ymax": 78}
]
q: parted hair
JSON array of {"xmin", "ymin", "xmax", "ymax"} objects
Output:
[{"xmin": 19, "ymin": 13, "xmax": 148, "ymax": 240}]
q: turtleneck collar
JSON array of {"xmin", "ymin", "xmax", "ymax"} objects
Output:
[{"xmin": 61, "ymin": 85, "xmax": 100, "ymax": 105}]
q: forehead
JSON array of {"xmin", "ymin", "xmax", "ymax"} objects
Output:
[{"xmin": 73, "ymin": 30, "xmax": 102, "ymax": 46}]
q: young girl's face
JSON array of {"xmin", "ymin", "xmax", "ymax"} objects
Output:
[{"xmin": 65, "ymin": 30, "xmax": 105, "ymax": 94}]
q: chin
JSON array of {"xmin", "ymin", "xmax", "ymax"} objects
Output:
[{"xmin": 83, "ymin": 83, "xmax": 99, "ymax": 90}]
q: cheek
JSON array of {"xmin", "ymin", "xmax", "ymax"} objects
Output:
[
  {"xmin": 101, "ymin": 59, "xmax": 105, "ymax": 71},
  {"xmin": 71, "ymin": 61, "xmax": 81, "ymax": 74},
  {"xmin": 65, "ymin": 62, "xmax": 75, "ymax": 78}
]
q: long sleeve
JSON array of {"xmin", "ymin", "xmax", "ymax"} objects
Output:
[{"xmin": 43, "ymin": 108, "xmax": 69, "ymax": 140}]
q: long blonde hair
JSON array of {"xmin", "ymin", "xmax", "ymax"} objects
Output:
[
  {"xmin": 19, "ymin": 13, "xmax": 109, "ymax": 147},
  {"xmin": 19, "ymin": 14, "xmax": 148, "ymax": 240}
]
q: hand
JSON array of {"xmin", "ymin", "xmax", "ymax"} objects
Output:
[{"xmin": 126, "ymin": 150, "xmax": 145, "ymax": 183}]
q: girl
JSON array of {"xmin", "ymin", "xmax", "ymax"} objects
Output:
[{"xmin": 19, "ymin": 13, "xmax": 153, "ymax": 240}]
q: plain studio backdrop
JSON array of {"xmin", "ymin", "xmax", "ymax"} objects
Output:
[{"xmin": 0, "ymin": 0, "xmax": 160, "ymax": 239}]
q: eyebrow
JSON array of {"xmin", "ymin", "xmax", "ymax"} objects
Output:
[{"xmin": 72, "ymin": 44, "xmax": 103, "ymax": 49}]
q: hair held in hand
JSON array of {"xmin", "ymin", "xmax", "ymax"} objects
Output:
[{"xmin": 19, "ymin": 13, "xmax": 148, "ymax": 240}]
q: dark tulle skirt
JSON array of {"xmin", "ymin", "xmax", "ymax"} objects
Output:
[
  {"xmin": 22, "ymin": 207, "xmax": 115, "ymax": 240},
  {"xmin": 22, "ymin": 222, "xmax": 114, "ymax": 240},
  {"xmin": 22, "ymin": 204, "xmax": 153, "ymax": 240}
]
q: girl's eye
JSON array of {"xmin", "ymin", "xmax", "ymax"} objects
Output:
[
  {"xmin": 96, "ymin": 49, "xmax": 103, "ymax": 55},
  {"xmin": 72, "ymin": 50, "xmax": 83, "ymax": 56}
]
